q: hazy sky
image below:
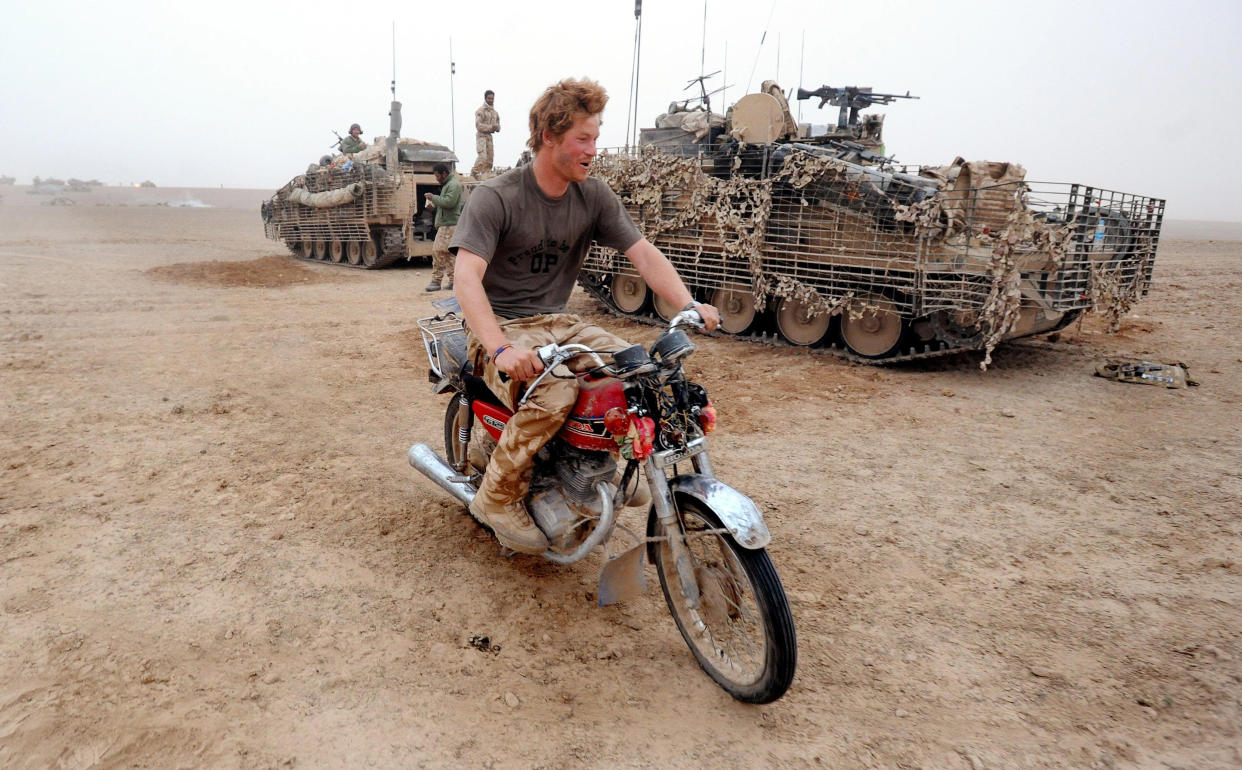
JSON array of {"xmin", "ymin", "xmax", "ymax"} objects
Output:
[{"xmin": 3, "ymin": 0, "xmax": 1239, "ymax": 220}]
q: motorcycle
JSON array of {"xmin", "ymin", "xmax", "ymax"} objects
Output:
[{"xmin": 407, "ymin": 298, "xmax": 796, "ymax": 703}]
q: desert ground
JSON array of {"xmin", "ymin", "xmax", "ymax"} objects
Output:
[{"xmin": 1, "ymin": 185, "xmax": 1239, "ymax": 769}]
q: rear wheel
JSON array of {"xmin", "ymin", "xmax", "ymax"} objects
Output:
[
  {"xmin": 651, "ymin": 499, "xmax": 797, "ymax": 703},
  {"xmin": 444, "ymin": 395, "xmax": 486, "ymax": 527},
  {"xmin": 443, "ymin": 395, "xmax": 468, "ymax": 468}
]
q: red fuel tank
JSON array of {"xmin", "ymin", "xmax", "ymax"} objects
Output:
[{"xmin": 559, "ymin": 375, "xmax": 626, "ymax": 451}]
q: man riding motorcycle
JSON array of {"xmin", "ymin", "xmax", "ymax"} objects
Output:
[{"xmin": 450, "ymin": 77, "xmax": 721, "ymax": 554}]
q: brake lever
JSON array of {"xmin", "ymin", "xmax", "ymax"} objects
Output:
[{"xmin": 517, "ymin": 344, "xmax": 567, "ymax": 406}]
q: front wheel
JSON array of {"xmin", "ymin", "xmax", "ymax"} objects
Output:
[{"xmin": 650, "ymin": 498, "xmax": 797, "ymax": 703}]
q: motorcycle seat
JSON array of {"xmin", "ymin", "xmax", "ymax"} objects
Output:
[
  {"xmin": 438, "ymin": 328, "xmax": 470, "ymax": 372},
  {"xmin": 465, "ymin": 372, "xmax": 506, "ymax": 409}
]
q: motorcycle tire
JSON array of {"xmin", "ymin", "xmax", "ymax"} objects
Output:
[
  {"xmin": 649, "ymin": 497, "xmax": 797, "ymax": 703},
  {"xmin": 443, "ymin": 394, "xmax": 468, "ymax": 469}
]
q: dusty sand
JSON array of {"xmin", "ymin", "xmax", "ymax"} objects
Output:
[{"xmin": 2, "ymin": 186, "xmax": 1240, "ymax": 769}]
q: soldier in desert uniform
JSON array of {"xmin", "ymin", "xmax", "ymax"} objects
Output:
[
  {"xmin": 423, "ymin": 162, "xmax": 463, "ymax": 292},
  {"xmin": 471, "ymin": 90, "xmax": 500, "ymax": 176}
]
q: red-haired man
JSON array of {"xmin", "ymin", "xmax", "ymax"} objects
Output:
[{"xmin": 451, "ymin": 77, "xmax": 719, "ymax": 554}]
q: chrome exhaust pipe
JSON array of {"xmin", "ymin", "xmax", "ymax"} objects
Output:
[{"xmin": 407, "ymin": 443, "xmax": 476, "ymax": 507}]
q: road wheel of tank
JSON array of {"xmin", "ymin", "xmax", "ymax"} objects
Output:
[
  {"xmin": 653, "ymin": 293, "xmax": 682, "ymax": 322},
  {"xmin": 361, "ymin": 238, "xmax": 379, "ymax": 267},
  {"xmin": 611, "ymin": 273, "xmax": 649, "ymax": 315},
  {"xmin": 346, "ymin": 241, "xmax": 363, "ymax": 266},
  {"xmin": 313, "ymin": 240, "xmax": 329, "ymax": 260},
  {"xmin": 711, "ymin": 287, "xmax": 759, "ymax": 335},
  {"xmin": 775, "ymin": 296, "xmax": 831, "ymax": 346},
  {"xmin": 329, "ymin": 240, "xmax": 344, "ymax": 263},
  {"xmin": 296, "ymin": 241, "xmax": 313, "ymax": 261},
  {"xmin": 840, "ymin": 295, "xmax": 904, "ymax": 358}
]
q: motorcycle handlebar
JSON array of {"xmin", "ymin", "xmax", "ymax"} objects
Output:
[
  {"xmin": 534, "ymin": 342, "xmax": 604, "ymax": 370},
  {"xmin": 519, "ymin": 314, "xmax": 704, "ymax": 406},
  {"xmin": 668, "ymin": 309, "xmax": 706, "ymax": 332}
]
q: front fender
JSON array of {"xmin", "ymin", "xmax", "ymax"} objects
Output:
[{"xmin": 669, "ymin": 475, "xmax": 771, "ymax": 549}]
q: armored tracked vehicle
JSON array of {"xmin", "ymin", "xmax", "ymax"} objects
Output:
[
  {"xmin": 261, "ymin": 101, "xmax": 458, "ymax": 268},
  {"xmin": 581, "ymin": 82, "xmax": 1163, "ymax": 366}
]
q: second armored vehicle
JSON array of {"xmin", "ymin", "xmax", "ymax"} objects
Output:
[
  {"xmin": 580, "ymin": 82, "xmax": 1164, "ymax": 366},
  {"xmin": 261, "ymin": 102, "xmax": 458, "ymax": 268}
]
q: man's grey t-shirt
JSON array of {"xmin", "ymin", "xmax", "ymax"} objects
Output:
[{"xmin": 449, "ymin": 165, "xmax": 643, "ymax": 319}]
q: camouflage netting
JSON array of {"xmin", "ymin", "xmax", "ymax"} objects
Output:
[{"xmin": 593, "ymin": 146, "xmax": 1158, "ymax": 368}]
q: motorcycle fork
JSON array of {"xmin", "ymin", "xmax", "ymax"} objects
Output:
[{"xmin": 645, "ymin": 457, "xmax": 701, "ymax": 610}]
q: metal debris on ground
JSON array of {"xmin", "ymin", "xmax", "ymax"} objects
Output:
[
  {"xmin": 467, "ymin": 634, "xmax": 501, "ymax": 653},
  {"xmin": 1094, "ymin": 360, "xmax": 1198, "ymax": 389}
]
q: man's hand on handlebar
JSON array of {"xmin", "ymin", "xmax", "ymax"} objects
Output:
[
  {"xmin": 694, "ymin": 303, "xmax": 721, "ymax": 332},
  {"xmin": 494, "ymin": 345, "xmax": 544, "ymax": 382}
]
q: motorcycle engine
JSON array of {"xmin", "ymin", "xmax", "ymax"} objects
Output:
[{"xmin": 528, "ymin": 443, "xmax": 617, "ymax": 551}]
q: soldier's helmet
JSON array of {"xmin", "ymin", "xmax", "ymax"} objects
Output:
[{"xmin": 349, "ymin": 123, "xmax": 362, "ymax": 134}]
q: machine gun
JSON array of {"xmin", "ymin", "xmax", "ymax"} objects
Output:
[{"xmin": 796, "ymin": 85, "xmax": 918, "ymax": 129}]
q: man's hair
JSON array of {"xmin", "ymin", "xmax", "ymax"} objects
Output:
[
  {"xmin": 527, "ymin": 78, "xmax": 607, "ymax": 152},
  {"xmin": 484, "ymin": 89, "xmax": 494, "ymax": 98},
  {"xmin": 432, "ymin": 162, "xmax": 450, "ymax": 175}
]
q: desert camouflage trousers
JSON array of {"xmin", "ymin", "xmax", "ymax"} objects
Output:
[
  {"xmin": 470, "ymin": 133, "xmax": 494, "ymax": 176},
  {"xmin": 431, "ymin": 225, "xmax": 455, "ymax": 283},
  {"xmin": 466, "ymin": 314, "xmax": 630, "ymax": 511}
]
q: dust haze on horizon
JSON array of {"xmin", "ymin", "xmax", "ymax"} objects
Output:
[{"xmin": 2, "ymin": 0, "xmax": 1239, "ymax": 221}]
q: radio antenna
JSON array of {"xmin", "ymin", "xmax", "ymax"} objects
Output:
[
  {"xmin": 797, "ymin": 30, "xmax": 804, "ymax": 123},
  {"xmin": 625, "ymin": 1, "xmax": 643, "ymax": 150},
  {"xmin": 700, "ymin": 0, "xmax": 707, "ymax": 82},
  {"xmin": 746, "ymin": 0, "xmax": 777, "ymax": 93},
  {"xmin": 449, "ymin": 38, "xmax": 457, "ymax": 154},
  {"xmin": 391, "ymin": 21, "xmax": 397, "ymax": 100}
]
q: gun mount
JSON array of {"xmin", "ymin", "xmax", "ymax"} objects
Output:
[{"xmin": 796, "ymin": 84, "xmax": 918, "ymax": 129}]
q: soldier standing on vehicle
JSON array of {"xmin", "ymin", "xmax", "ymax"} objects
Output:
[
  {"xmin": 471, "ymin": 90, "xmax": 500, "ymax": 176},
  {"xmin": 423, "ymin": 162, "xmax": 463, "ymax": 292},
  {"xmin": 340, "ymin": 123, "xmax": 367, "ymax": 154},
  {"xmin": 450, "ymin": 77, "xmax": 719, "ymax": 553}
]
